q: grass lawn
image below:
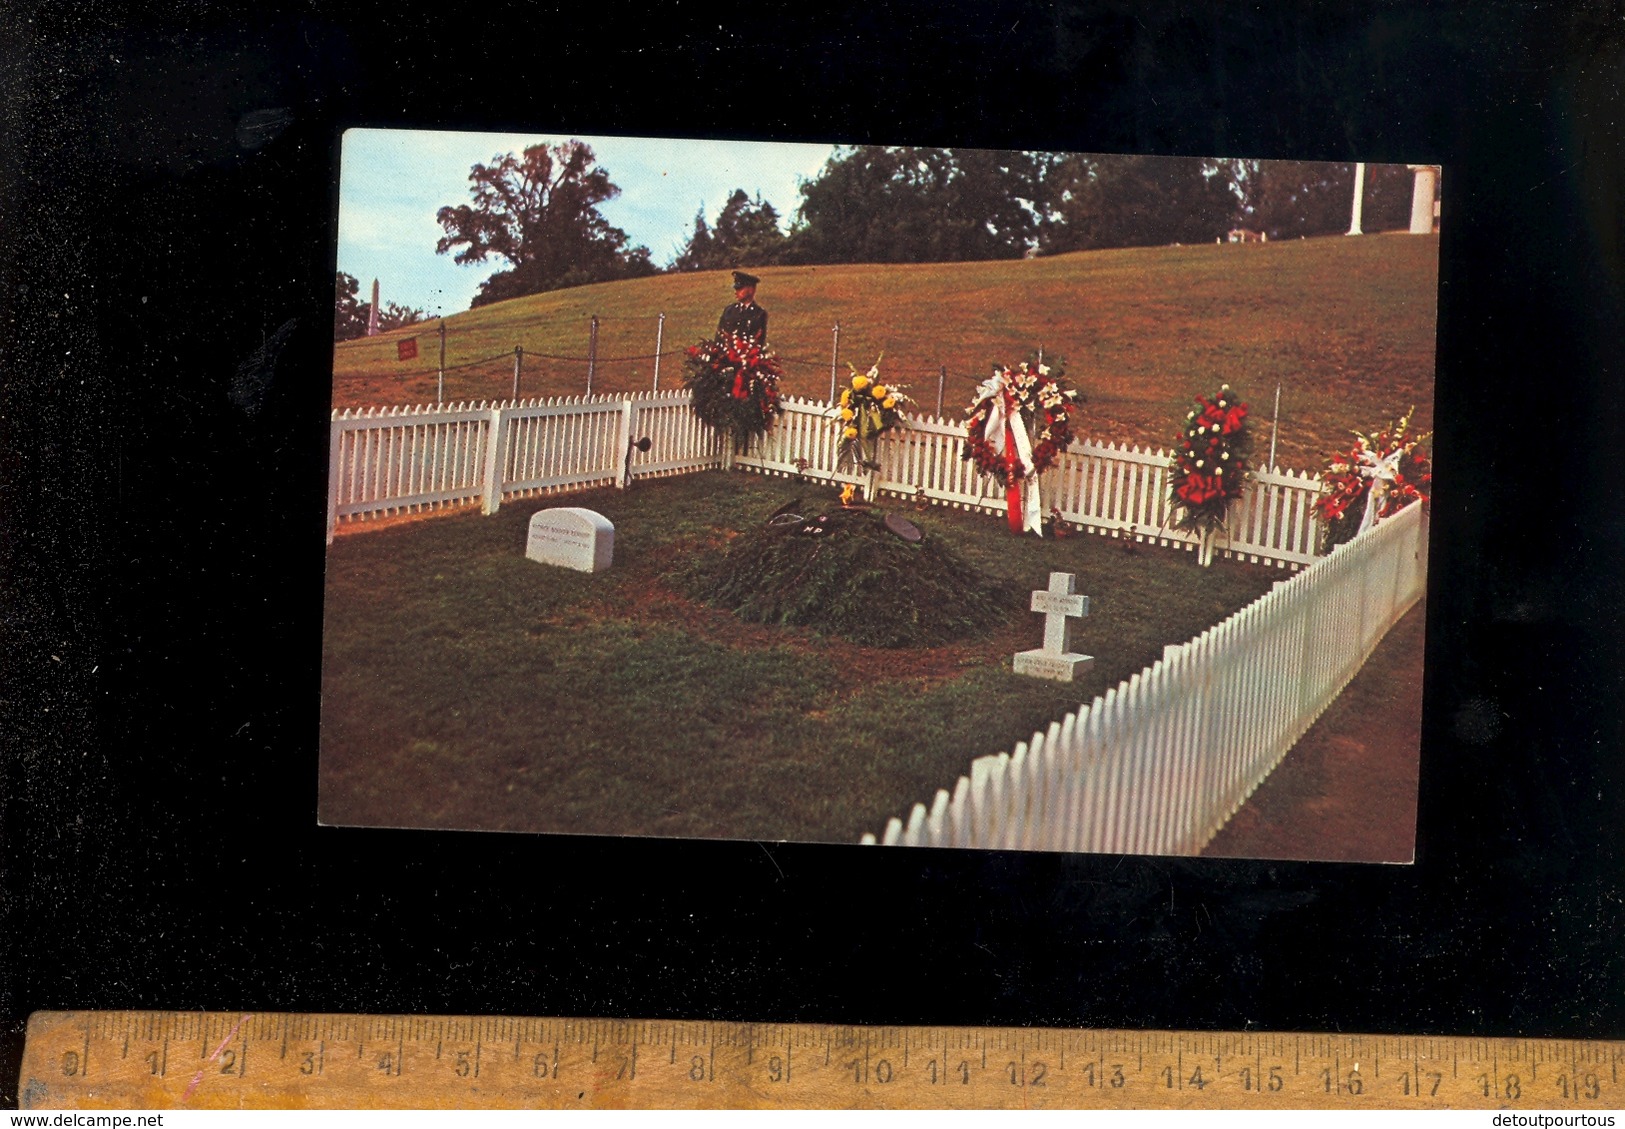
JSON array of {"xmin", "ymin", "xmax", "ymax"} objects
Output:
[
  {"xmin": 319, "ymin": 471, "xmax": 1284, "ymax": 844},
  {"xmin": 332, "ymin": 234, "xmax": 1438, "ymax": 471}
]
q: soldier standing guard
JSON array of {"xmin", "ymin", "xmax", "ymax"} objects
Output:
[{"xmin": 717, "ymin": 270, "xmax": 768, "ymax": 345}]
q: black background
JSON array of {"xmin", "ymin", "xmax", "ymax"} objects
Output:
[{"xmin": 4, "ymin": 0, "xmax": 1623, "ymax": 1108}]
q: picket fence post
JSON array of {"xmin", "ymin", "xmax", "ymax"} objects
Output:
[
  {"xmin": 616, "ymin": 399, "xmax": 636, "ymax": 488},
  {"xmin": 326, "ymin": 420, "xmax": 344, "ymax": 545},
  {"xmin": 480, "ymin": 406, "xmax": 507, "ymax": 515}
]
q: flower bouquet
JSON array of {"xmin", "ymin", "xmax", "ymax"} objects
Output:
[
  {"xmin": 833, "ymin": 354, "xmax": 911, "ymax": 472},
  {"xmin": 962, "ymin": 358, "xmax": 1081, "ymax": 534},
  {"xmin": 1313, "ymin": 407, "xmax": 1432, "ymax": 550},
  {"xmin": 683, "ymin": 330, "xmax": 785, "ymax": 452},
  {"xmin": 1168, "ymin": 384, "xmax": 1252, "ymax": 563}
]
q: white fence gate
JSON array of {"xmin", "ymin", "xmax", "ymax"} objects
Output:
[
  {"xmin": 861, "ymin": 498, "xmax": 1429, "ymax": 856},
  {"xmin": 328, "ymin": 392, "xmax": 721, "ymax": 540}
]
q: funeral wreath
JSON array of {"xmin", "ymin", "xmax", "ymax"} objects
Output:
[
  {"xmin": 684, "ymin": 330, "xmax": 785, "ymax": 452},
  {"xmin": 1167, "ymin": 383, "xmax": 1252, "ymax": 538},
  {"xmin": 961, "ymin": 358, "xmax": 1081, "ymax": 534},
  {"xmin": 1312, "ymin": 407, "xmax": 1432, "ymax": 550}
]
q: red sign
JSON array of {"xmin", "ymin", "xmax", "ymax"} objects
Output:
[{"xmin": 397, "ymin": 337, "xmax": 419, "ymax": 361}]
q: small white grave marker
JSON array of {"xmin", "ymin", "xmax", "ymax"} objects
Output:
[
  {"xmin": 525, "ymin": 507, "xmax": 614, "ymax": 573},
  {"xmin": 1013, "ymin": 571, "xmax": 1094, "ymax": 682}
]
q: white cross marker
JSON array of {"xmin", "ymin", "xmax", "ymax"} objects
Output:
[{"xmin": 1013, "ymin": 571, "xmax": 1095, "ymax": 682}]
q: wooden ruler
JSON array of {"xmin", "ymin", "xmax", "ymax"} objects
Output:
[{"xmin": 18, "ymin": 1011, "xmax": 1625, "ymax": 1110}]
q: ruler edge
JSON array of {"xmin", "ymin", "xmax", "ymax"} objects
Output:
[
  {"xmin": 20, "ymin": 1011, "xmax": 1625, "ymax": 1112},
  {"xmin": 25, "ymin": 1010, "xmax": 1625, "ymax": 1046}
]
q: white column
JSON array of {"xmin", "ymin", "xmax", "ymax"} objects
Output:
[
  {"xmin": 367, "ymin": 278, "xmax": 380, "ymax": 336},
  {"xmin": 1347, "ymin": 162, "xmax": 1366, "ymax": 235},
  {"xmin": 1408, "ymin": 165, "xmax": 1440, "ymax": 233}
]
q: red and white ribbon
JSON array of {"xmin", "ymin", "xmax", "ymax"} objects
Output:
[
  {"xmin": 975, "ymin": 371, "xmax": 1044, "ymax": 535},
  {"xmin": 1355, "ymin": 445, "xmax": 1404, "ymax": 535}
]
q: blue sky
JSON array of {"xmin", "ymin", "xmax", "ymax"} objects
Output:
[{"xmin": 336, "ymin": 129, "xmax": 839, "ymax": 317}]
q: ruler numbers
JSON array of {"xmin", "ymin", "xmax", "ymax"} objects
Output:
[{"xmin": 19, "ymin": 1013, "xmax": 1625, "ymax": 1109}]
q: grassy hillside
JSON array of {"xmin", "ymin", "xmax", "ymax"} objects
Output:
[{"xmin": 333, "ymin": 234, "xmax": 1438, "ymax": 470}]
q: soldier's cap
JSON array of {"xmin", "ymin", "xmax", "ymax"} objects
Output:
[{"xmin": 731, "ymin": 270, "xmax": 760, "ymax": 290}]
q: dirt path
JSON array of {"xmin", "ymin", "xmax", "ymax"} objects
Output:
[{"xmin": 1202, "ymin": 601, "xmax": 1427, "ymax": 863}]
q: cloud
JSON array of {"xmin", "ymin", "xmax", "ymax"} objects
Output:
[{"xmin": 335, "ymin": 128, "xmax": 841, "ymax": 310}]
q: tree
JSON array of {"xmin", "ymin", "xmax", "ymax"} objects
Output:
[
  {"xmin": 334, "ymin": 273, "xmax": 425, "ymax": 340},
  {"xmin": 1230, "ymin": 160, "xmax": 1417, "ymax": 241},
  {"xmin": 1358, "ymin": 163, "xmax": 1424, "ymax": 232},
  {"xmin": 786, "ymin": 146, "xmax": 1048, "ymax": 264},
  {"xmin": 1245, "ymin": 161, "xmax": 1355, "ymax": 240},
  {"xmin": 938, "ymin": 148, "xmax": 1053, "ymax": 259},
  {"xmin": 671, "ymin": 208, "xmax": 716, "ymax": 272},
  {"xmin": 377, "ymin": 301, "xmax": 425, "ymax": 332},
  {"xmin": 1036, "ymin": 154, "xmax": 1238, "ymax": 254},
  {"xmin": 711, "ymin": 190, "xmax": 788, "ymax": 266},
  {"xmin": 435, "ymin": 140, "xmax": 656, "ymax": 308},
  {"xmin": 334, "ymin": 271, "xmax": 367, "ymax": 342},
  {"xmin": 673, "ymin": 190, "xmax": 789, "ymax": 271}
]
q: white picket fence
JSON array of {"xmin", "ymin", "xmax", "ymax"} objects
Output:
[
  {"xmin": 327, "ymin": 392, "xmax": 721, "ymax": 540},
  {"xmin": 330, "ymin": 393, "xmax": 1320, "ymax": 569},
  {"xmin": 745, "ymin": 398, "xmax": 1320, "ymax": 568},
  {"xmin": 327, "ymin": 390, "xmax": 1425, "ymax": 854},
  {"xmin": 860, "ymin": 498, "xmax": 1429, "ymax": 856}
]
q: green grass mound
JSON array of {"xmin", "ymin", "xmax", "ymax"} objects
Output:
[{"xmin": 684, "ymin": 503, "xmax": 1017, "ymax": 648}]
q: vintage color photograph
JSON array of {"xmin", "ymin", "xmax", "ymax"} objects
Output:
[{"xmin": 320, "ymin": 129, "xmax": 1440, "ymax": 861}]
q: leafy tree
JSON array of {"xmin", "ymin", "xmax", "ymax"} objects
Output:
[
  {"xmin": 334, "ymin": 273, "xmax": 425, "ymax": 340},
  {"xmin": 1357, "ymin": 163, "xmax": 1424, "ymax": 232},
  {"xmin": 673, "ymin": 190, "xmax": 788, "ymax": 271},
  {"xmin": 435, "ymin": 140, "xmax": 656, "ymax": 308},
  {"xmin": 787, "ymin": 146, "xmax": 1048, "ymax": 264},
  {"xmin": 712, "ymin": 190, "xmax": 788, "ymax": 265},
  {"xmin": 672, "ymin": 207, "xmax": 716, "ymax": 272},
  {"xmin": 1247, "ymin": 160, "xmax": 1353, "ymax": 239},
  {"xmin": 334, "ymin": 271, "xmax": 368, "ymax": 342},
  {"xmin": 1231, "ymin": 160, "xmax": 1418, "ymax": 240},
  {"xmin": 378, "ymin": 301, "xmax": 425, "ymax": 332},
  {"xmin": 939, "ymin": 148, "xmax": 1054, "ymax": 259},
  {"xmin": 1036, "ymin": 153, "xmax": 1238, "ymax": 254}
]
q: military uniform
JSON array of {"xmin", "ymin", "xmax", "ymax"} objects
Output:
[
  {"xmin": 717, "ymin": 299, "xmax": 768, "ymax": 344},
  {"xmin": 717, "ymin": 269, "xmax": 768, "ymax": 344}
]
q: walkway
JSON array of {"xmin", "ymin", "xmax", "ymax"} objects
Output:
[{"xmin": 1202, "ymin": 601, "xmax": 1427, "ymax": 863}]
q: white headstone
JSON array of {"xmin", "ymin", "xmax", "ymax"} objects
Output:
[
  {"xmin": 1013, "ymin": 571, "xmax": 1094, "ymax": 682},
  {"xmin": 525, "ymin": 507, "xmax": 614, "ymax": 573}
]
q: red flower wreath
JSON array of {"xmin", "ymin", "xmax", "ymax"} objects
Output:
[
  {"xmin": 962, "ymin": 362, "xmax": 1080, "ymax": 486},
  {"xmin": 1313, "ymin": 408, "xmax": 1432, "ymax": 549},
  {"xmin": 1168, "ymin": 383, "xmax": 1252, "ymax": 536},
  {"xmin": 683, "ymin": 331, "xmax": 785, "ymax": 452}
]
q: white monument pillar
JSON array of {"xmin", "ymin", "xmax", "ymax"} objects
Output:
[
  {"xmin": 1347, "ymin": 162, "xmax": 1366, "ymax": 235},
  {"xmin": 1408, "ymin": 165, "xmax": 1440, "ymax": 233},
  {"xmin": 367, "ymin": 278, "xmax": 380, "ymax": 337}
]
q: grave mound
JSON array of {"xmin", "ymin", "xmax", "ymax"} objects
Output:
[{"xmin": 685, "ymin": 502, "xmax": 1017, "ymax": 648}]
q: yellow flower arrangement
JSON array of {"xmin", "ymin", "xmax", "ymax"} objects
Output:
[{"xmin": 831, "ymin": 353, "xmax": 912, "ymax": 473}]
